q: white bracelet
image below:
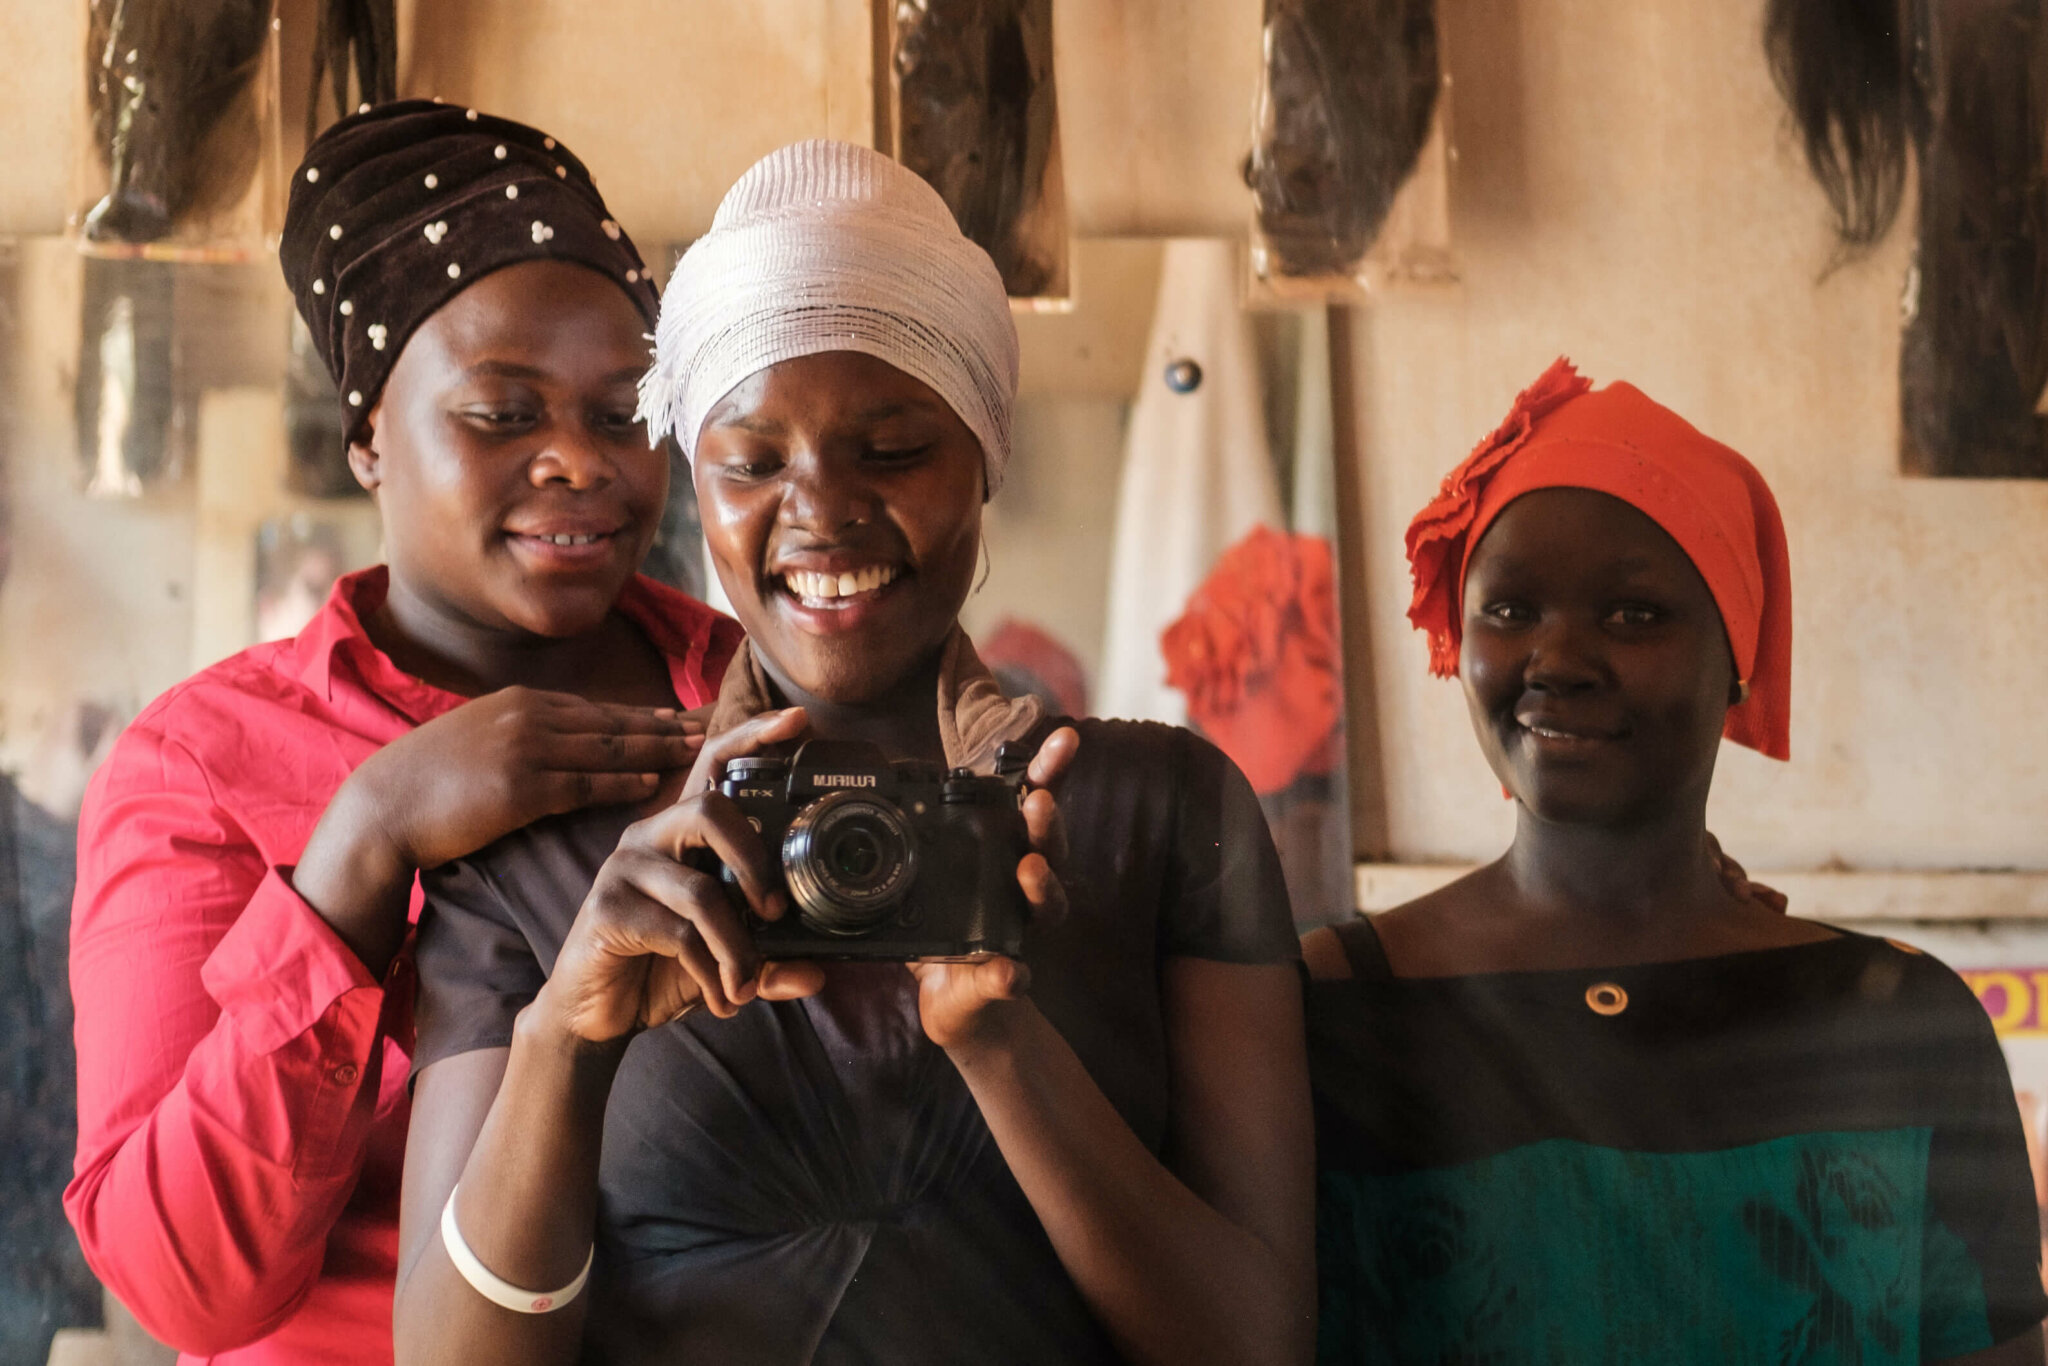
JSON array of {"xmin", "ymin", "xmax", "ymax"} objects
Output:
[{"xmin": 440, "ymin": 1186, "xmax": 593, "ymax": 1314}]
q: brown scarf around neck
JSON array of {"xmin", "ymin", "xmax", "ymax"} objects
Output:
[{"xmin": 704, "ymin": 627, "xmax": 1045, "ymax": 772}]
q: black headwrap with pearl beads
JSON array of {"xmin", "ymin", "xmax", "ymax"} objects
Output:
[{"xmin": 280, "ymin": 99, "xmax": 660, "ymax": 440}]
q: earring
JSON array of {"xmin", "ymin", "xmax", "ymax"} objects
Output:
[
  {"xmin": 1734, "ymin": 678, "xmax": 1751, "ymax": 705},
  {"xmin": 974, "ymin": 532, "xmax": 992, "ymax": 595}
]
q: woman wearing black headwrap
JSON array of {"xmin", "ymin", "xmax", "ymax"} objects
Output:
[{"xmin": 66, "ymin": 102, "xmax": 740, "ymax": 1366}]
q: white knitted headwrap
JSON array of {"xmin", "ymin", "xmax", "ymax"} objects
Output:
[{"xmin": 638, "ymin": 140, "xmax": 1019, "ymax": 494}]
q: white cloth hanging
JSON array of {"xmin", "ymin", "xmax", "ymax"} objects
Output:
[{"xmin": 1098, "ymin": 239, "xmax": 1283, "ymax": 724}]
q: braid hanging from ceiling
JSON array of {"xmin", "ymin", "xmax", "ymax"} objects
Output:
[{"xmin": 308, "ymin": 0, "xmax": 397, "ymax": 142}]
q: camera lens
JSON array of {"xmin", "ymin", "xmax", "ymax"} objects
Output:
[
  {"xmin": 829, "ymin": 827, "xmax": 883, "ymax": 881},
  {"xmin": 783, "ymin": 792, "xmax": 917, "ymax": 935}
]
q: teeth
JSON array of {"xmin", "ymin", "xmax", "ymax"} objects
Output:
[
  {"xmin": 539, "ymin": 533, "xmax": 602, "ymax": 546},
  {"xmin": 783, "ymin": 565, "xmax": 900, "ymax": 601},
  {"xmin": 1529, "ymin": 725, "xmax": 1603, "ymax": 741}
]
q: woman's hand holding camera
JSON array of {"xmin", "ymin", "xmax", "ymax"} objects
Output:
[
  {"xmin": 296, "ymin": 688, "xmax": 708, "ymax": 976},
  {"xmin": 530, "ymin": 708, "xmax": 826, "ymax": 1047},
  {"xmin": 910, "ymin": 726, "xmax": 1080, "ymax": 1054}
]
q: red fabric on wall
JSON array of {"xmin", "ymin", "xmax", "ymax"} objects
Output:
[
  {"xmin": 1162, "ymin": 526, "xmax": 1341, "ymax": 795},
  {"xmin": 65, "ymin": 567, "xmax": 738, "ymax": 1365}
]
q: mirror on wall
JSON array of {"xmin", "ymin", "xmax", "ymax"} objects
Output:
[{"xmin": 972, "ymin": 237, "xmax": 1355, "ymax": 929}]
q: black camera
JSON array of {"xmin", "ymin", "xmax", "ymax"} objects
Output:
[{"xmin": 712, "ymin": 738, "xmax": 1035, "ymax": 960}]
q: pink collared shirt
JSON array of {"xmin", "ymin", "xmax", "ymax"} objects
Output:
[{"xmin": 66, "ymin": 567, "xmax": 740, "ymax": 1365}]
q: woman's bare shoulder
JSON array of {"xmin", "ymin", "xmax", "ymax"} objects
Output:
[{"xmin": 1301, "ymin": 869, "xmax": 1500, "ymax": 981}]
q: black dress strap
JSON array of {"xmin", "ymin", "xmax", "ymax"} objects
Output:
[{"xmin": 1330, "ymin": 916, "xmax": 1395, "ymax": 981}]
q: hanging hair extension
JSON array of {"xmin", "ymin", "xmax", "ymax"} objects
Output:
[
  {"xmin": 1762, "ymin": 0, "xmax": 1924, "ymax": 251},
  {"xmin": 308, "ymin": 0, "xmax": 398, "ymax": 142},
  {"xmin": 1245, "ymin": 0, "xmax": 1441, "ymax": 279},
  {"xmin": 82, "ymin": 0, "xmax": 273, "ymax": 243},
  {"xmin": 1899, "ymin": 0, "xmax": 2048, "ymax": 475},
  {"xmin": 893, "ymin": 0, "xmax": 1061, "ymax": 298},
  {"xmin": 1769, "ymin": 0, "xmax": 2048, "ymax": 474}
]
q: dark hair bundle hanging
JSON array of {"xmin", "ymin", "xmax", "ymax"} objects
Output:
[
  {"xmin": 1766, "ymin": 0, "xmax": 2048, "ymax": 476},
  {"xmin": 1244, "ymin": 0, "xmax": 1441, "ymax": 279},
  {"xmin": 1762, "ymin": 0, "xmax": 1926, "ymax": 251},
  {"xmin": 83, "ymin": 0, "xmax": 274, "ymax": 244},
  {"xmin": 308, "ymin": 0, "xmax": 397, "ymax": 142},
  {"xmin": 893, "ymin": 0, "xmax": 1061, "ymax": 298}
]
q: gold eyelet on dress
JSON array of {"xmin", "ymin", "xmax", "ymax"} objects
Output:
[{"xmin": 1585, "ymin": 981, "xmax": 1629, "ymax": 1016}]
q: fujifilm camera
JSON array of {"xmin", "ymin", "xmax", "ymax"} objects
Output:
[{"xmin": 712, "ymin": 737, "xmax": 1035, "ymax": 960}]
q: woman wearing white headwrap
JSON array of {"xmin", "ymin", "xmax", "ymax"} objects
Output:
[{"xmin": 395, "ymin": 142, "xmax": 1313, "ymax": 1366}]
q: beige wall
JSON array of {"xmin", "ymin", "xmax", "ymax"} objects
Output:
[{"xmin": 1343, "ymin": 0, "xmax": 2048, "ymax": 873}]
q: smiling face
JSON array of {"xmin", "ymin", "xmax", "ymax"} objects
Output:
[
  {"xmin": 692, "ymin": 350, "xmax": 986, "ymax": 704},
  {"xmin": 351, "ymin": 259, "xmax": 663, "ymax": 641},
  {"xmin": 1459, "ymin": 487, "xmax": 1740, "ymax": 826}
]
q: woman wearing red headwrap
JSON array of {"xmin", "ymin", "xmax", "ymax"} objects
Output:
[{"xmin": 1303, "ymin": 361, "xmax": 2045, "ymax": 1363}]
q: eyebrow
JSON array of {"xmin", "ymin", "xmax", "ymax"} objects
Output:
[
  {"xmin": 462, "ymin": 360, "xmax": 643, "ymax": 385},
  {"xmin": 851, "ymin": 400, "xmax": 927, "ymax": 423},
  {"xmin": 1471, "ymin": 553, "xmax": 1665, "ymax": 581},
  {"xmin": 704, "ymin": 398, "xmax": 939, "ymax": 435},
  {"xmin": 708, "ymin": 411, "xmax": 786, "ymax": 437}
]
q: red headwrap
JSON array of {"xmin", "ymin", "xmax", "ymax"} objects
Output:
[{"xmin": 1404, "ymin": 358, "xmax": 1793, "ymax": 761}]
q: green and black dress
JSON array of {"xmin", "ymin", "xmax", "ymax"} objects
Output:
[{"xmin": 1308, "ymin": 920, "xmax": 2047, "ymax": 1364}]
